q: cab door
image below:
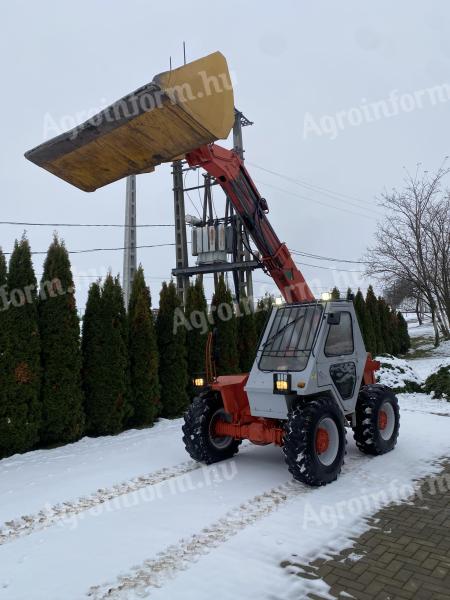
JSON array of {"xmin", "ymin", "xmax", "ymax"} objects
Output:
[{"xmin": 316, "ymin": 309, "xmax": 361, "ymax": 411}]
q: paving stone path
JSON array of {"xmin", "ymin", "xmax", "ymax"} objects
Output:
[{"xmin": 281, "ymin": 460, "xmax": 450, "ymax": 599}]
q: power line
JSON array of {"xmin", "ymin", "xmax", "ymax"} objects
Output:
[
  {"xmin": 1, "ymin": 242, "xmax": 175, "ymax": 256},
  {"xmin": 0, "ymin": 221, "xmax": 173, "ymax": 228},
  {"xmin": 290, "ymin": 249, "xmax": 366, "ymax": 265},
  {"xmin": 254, "ymin": 179, "xmax": 374, "ymax": 221},
  {"xmin": 183, "ymin": 170, "xmax": 202, "ymax": 219},
  {"xmin": 248, "ymin": 161, "xmax": 380, "ymax": 214},
  {"xmin": 294, "ymin": 259, "xmax": 364, "ymax": 273},
  {"xmin": 38, "ymin": 274, "xmax": 173, "ymax": 280}
]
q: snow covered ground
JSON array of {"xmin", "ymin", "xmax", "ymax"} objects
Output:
[{"xmin": 0, "ymin": 322, "xmax": 449, "ymax": 600}]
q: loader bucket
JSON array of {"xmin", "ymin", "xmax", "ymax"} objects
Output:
[{"xmin": 25, "ymin": 51, "xmax": 234, "ymax": 192}]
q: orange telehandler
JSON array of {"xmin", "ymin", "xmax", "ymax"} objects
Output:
[{"xmin": 26, "ymin": 51, "xmax": 400, "ymax": 486}]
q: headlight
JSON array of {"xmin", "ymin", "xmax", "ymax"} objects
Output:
[
  {"xmin": 273, "ymin": 373, "xmax": 291, "ymax": 394},
  {"xmin": 193, "ymin": 376, "xmax": 205, "ymax": 388}
]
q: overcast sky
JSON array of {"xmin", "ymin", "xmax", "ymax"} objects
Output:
[{"xmin": 2, "ymin": 0, "xmax": 449, "ymax": 310}]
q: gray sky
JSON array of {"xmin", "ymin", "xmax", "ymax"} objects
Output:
[{"xmin": 2, "ymin": 0, "xmax": 449, "ymax": 310}]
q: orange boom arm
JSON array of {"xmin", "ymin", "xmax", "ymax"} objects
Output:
[{"xmin": 186, "ymin": 144, "xmax": 315, "ymax": 303}]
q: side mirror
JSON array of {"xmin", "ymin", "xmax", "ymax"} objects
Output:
[{"xmin": 327, "ymin": 312, "xmax": 341, "ymax": 325}]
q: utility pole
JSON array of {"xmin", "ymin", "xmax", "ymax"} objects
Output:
[
  {"xmin": 233, "ymin": 109, "xmax": 254, "ymax": 305},
  {"xmin": 123, "ymin": 174, "xmax": 137, "ymax": 309},
  {"xmin": 173, "ymin": 160, "xmax": 189, "ymax": 304}
]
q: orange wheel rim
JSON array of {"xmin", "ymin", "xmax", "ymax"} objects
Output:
[
  {"xmin": 315, "ymin": 427, "xmax": 330, "ymax": 454},
  {"xmin": 378, "ymin": 410, "xmax": 388, "ymax": 431}
]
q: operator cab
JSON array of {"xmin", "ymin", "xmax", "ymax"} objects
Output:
[{"xmin": 245, "ymin": 300, "xmax": 367, "ymax": 419}]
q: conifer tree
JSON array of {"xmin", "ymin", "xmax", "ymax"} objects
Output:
[
  {"xmin": 378, "ymin": 297, "xmax": 393, "ymax": 355},
  {"xmin": 366, "ymin": 285, "xmax": 384, "ymax": 354},
  {"xmin": 397, "ymin": 311, "xmax": 411, "ymax": 354},
  {"xmin": 254, "ymin": 293, "xmax": 274, "ymax": 340},
  {"xmin": 210, "ymin": 276, "xmax": 239, "ymax": 375},
  {"xmin": 82, "ymin": 275, "xmax": 129, "ymax": 436},
  {"xmin": 185, "ymin": 278, "xmax": 208, "ymax": 396},
  {"xmin": 237, "ymin": 295, "xmax": 257, "ymax": 373},
  {"xmin": 156, "ymin": 281, "xmax": 189, "ymax": 418},
  {"xmin": 390, "ymin": 309, "xmax": 401, "ymax": 356},
  {"xmin": 354, "ymin": 288, "xmax": 366, "ymax": 336},
  {"xmin": 0, "ymin": 250, "xmax": 9, "ymax": 457},
  {"xmin": 39, "ymin": 235, "xmax": 84, "ymax": 444},
  {"xmin": 127, "ymin": 266, "xmax": 160, "ymax": 427},
  {"xmin": 331, "ymin": 286, "xmax": 341, "ymax": 300},
  {"xmin": 0, "ymin": 248, "xmax": 6, "ymax": 304},
  {"xmin": 81, "ymin": 281, "xmax": 101, "ymax": 430},
  {"xmin": 1, "ymin": 236, "xmax": 41, "ymax": 455},
  {"xmin": 354, "ymin": 288, "xmax": 376, "ymax": 354}
]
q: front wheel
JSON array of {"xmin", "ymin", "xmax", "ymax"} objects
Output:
[
  {"xmin": 182, "ymin": 394, "xmax": 241, "ymax": 464},
  {"xmin": 283, "ymin": 396, "xmax": 347, "ymax": 486},
  {"xmin": 353, "ymin": 384, "xmax": 400, "ymax": 455}
]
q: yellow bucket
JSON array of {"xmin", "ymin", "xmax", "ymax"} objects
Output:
[{"xmin": 25, "ymin": 52, "xmax": 234, "ymax": 192}]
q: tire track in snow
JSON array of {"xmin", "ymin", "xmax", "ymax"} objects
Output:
[
  {"xmin": 401, "ymin": 408, "xmax": 450, "ymax": 418},
  {"xmin": 0, "ymin": 460, "xmax": 203, "ymax": 546},
  {"xmin": 87, "ymin": 480, "xmax": 307, "ymax": 599}
]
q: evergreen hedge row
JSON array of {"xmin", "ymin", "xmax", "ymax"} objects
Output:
[
  {"xmin": 352, "ymin": 285, "xmax": 411, "ymax": 356},
  {"xmin": 0, "ymin": 236, "xmax": 413, "ymax": 459}
]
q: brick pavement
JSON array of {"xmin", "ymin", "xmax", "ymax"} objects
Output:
[{"xmin": 280, "ymin": 460, "xmax": 450, "ymax": 599}]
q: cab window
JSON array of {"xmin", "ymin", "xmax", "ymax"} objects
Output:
[{"xmin": 324, "ymin": 312, "xmax": 354, "ymax": 356}]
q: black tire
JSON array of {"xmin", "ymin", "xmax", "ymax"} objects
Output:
[
  {"xmin": 353, "ymin": 384, "xmax": 400, "ymax": 455},
  {"xmin": 283, "ymin": 396, "xmax": 347, "ymax": 486},
  {"xmin": 182, "ymin": 394, "xmax": 241, "ymax": 464}
]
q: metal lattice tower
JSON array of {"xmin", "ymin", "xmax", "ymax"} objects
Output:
[
  {"xmin": 123, "ymin": 174, "xmax": 137, "ymax": 308},
  {"xmin": 232, "ymin": 109, "xmax": 254, "ymax": 305},
  {"xmin": 171, "ymin": 109, "xmax": 257, "ymax": 306}
]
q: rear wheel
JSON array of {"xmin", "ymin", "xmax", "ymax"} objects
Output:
[
  {"xmin": 353, "ymin": 384, "xmax": 400, "ymax": 455},
  {"xmin": 182, "ymin": 394, "xmax": 241, "ymax": 464},
  {"xmin": 283, "ymin": 396, "xmax": 347, "ymax": 486}
]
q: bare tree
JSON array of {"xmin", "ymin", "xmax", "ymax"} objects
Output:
[
  {"xmin": 383, "ymin": 279, "xmax": 425, "ymax": 323},
  {"xmin": 366, "ymin": 163, "xmax": 450, "ymax": 347},
  {"xmin": 425, "ymin": 194, "xmax": 450, "ymax": 328}
]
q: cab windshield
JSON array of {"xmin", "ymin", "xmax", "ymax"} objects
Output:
[{"xmin": 259, "ymin": 304, "xmax": 323, "ymax": 372}]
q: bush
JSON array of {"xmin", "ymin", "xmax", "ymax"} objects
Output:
[
  {"xmin": 39, "ymin": 235, "xmax": 85, "ymax": 445},
  {"xmin": 82, "ymin": 275, "xmax": 130, "ymax": 436},
  {"xmin": 185, "ymin": 278, "xmax": 208, "ymax": 397},
  {"xmin": 424, "ymin": 365, "xmax": 450, "ymax": 401},
  {"xmin": 0, "ymin": 237, "xmax": 41, "ymax": 456},
  {"xmin": 127, "ymin": 266, "xmax": 160, "ymax": 427},
  {"xmin": 376, "ymin": 355, "xmax": 422, "ymax": 393},
  {"xmin": 210, "ymin": 275, "xmax": 239, "ymax": 375},
  {"xmin": 156, "ymin": 281, "xmax": 189, "ymax": 418},
  {"xmin": 237, "ymin": 295, "xmax": 257, "ymax": 373},
  {"xmin": 254, "ymin": 294, "xmax": 274, "ymax": 341}
]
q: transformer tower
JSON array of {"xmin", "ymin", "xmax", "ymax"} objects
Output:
[
  {"xmin": 171, "ymin": 109, "xmax": 258, "ymax": 305},
  {"xmin": 122, "ymin": 174, "xmax": 137, "ymax": 308}
]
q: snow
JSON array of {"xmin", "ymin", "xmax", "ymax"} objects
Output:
[
  {"xmin": 1, "ymin": 408, "xmax": 449, "ymax": 599},
  {"xmin": 398, "ymin": 392, "xmax": 450, "ymax": 416},
  {"xmin": 375, "ymin": 317, "xmax": 450, "ymax": 389},
  {"xmin": 0, "ymin": 320, "xmax": 449, "ymax": 599},
  {"xmin": 0, "ymin": 419, "xmax": 187, "ymax": 525},
  {"xmin": 375, "ymin": 355, "xmax": 422, "ymax": 390},
  {"xmin": 412, "ymin": 355, "xmax": 450, "ymax": 382},
  {"xmin": 405, "ymin": 315, "xmax": 434, "ymax": 339}
]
